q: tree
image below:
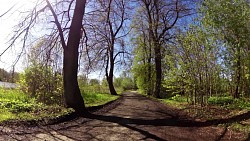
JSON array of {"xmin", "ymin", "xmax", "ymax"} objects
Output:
[
  {"xmin": 201, "ymin": 0, "xmax": 250, "ymax": 98},
  {"xmin": 55, "ymin": 0, "xmax": 88, "ymax": 113},
  {"xmin": 172, "ymin": 25, "xmax": 221, "ymax": 104},
  {"xmin": 3, "ymin": 0, "xmax": 89, "ymax": 113},
  {"xmin": 132, "ymin": 0, "xmax": 191, "ymax": 97},
  {"xmin": 131, "ymin": 7, "xmax": 155, "ymax": 95},
  {"xmin": 19, "ymin": 39, "xmax": 63, "ymax": 105},
  {"xmin": 84, "ymin": 0, "xmax": 130, "ymax": 95}
]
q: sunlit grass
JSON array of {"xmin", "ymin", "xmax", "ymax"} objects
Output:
[
  {"xmin": 0, "ymin": 88, "xmax": 30, "ymax": 102},
  {"xmin": 160, "ymin": 99, "xmax": 187, "ymax": 109},
  {"xmin": 0, "ymin": 109, "xmax": 15, "ymax": 122},
  {"xmin": 0, "ymin": 87, "xmax": 119, "ymax": 123},
  {"xmin": 83, "ymin": 92, "xmax": 119, "ymax": 107}
]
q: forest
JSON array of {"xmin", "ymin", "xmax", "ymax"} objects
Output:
[{"xmin": 0, "ymin": 0, "xmax": 249, "ymax": 140}]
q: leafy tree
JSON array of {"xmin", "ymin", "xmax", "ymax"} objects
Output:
[
  {"xmin": 131, "ymin": 0, "xmax": 191, "ymax": 97},
  {"xmin": 201, "ymin": 0, "xmax": 250, "ymax": 98}
]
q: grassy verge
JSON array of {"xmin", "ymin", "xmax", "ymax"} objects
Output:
[
  {"xmin": 0, "ymin": 88, "xmax": 119, "ymax": 122},
  {"xmin": 83, "ymin": 92, "xmax": 119, "ymax": 107},
  {"xmin": 137, "ymin": 92, "xmax": 188, "ymax": 109},
  {"xmin": 137, "ymin": 91, "xmax": 250, "ymax": 133}
]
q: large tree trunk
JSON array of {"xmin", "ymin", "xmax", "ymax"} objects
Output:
[
  {"xmin": 107, "ymin": 47, "xmax": 118, "ymax": 95},
  {"xmin": 63, "ymin": 0, "xmax": 87, "ymax": 113},
  {"xmin": 154, "ymin": 42, "xmax": 162, "ymax": 98},
  {"xmin": 107, "ymin": 75, "xmax": 117, "ymax": 95}
]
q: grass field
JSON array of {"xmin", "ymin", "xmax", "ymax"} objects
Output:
[{"xmin": 0, "ymin": 88, "xmax": 119, "ymax": 122}]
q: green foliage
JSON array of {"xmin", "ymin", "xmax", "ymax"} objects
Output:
[
  {"xmin": 80, "ymin": 84, "xmax": 110, "ymax": 95},
  {"xmin": 121, "ymin": 77, "xmax": 135, "ymax": 90},
  {"xmin": 113, "ymin": 72, "xmax": 136, "ymax": 91},
  {"xmin": 132, "ymin": 63, "xmax": 155, "ymax": 94},
  {"xmin": 229, "ymin": 99, "xmax": 250, "ymax": 110},
  {"xmin": 0, "ymin": 68, "xmax": 19, "ymax": 83},
  {"xmin": 170, "ymin": 94, "xmax": 187, "ymax": 102},
  {"xmin": 18, "ymin": 64, "xmax": 63, "ymax": 105},
  {"xmin": 0, "ymin": 87, "xmax": 119, "ymax": 122},
  {"xmin": 0, "ymin": 99, "xmax": 40, "ymax": 113},
  {"xmin": 0, "ymin": 109, "xmax": 15, "ymax": 122},
  {"xmin": 114, "ymin": 77, "xmax": 122, "ymax": 88},
  {"xmin": 0, "ymin": 88, "xmax": 40, "ymax": 113},
  {"xmin": 201, "ymin": 0, "xmax": 250, "ymax": 97},
  {"xmin": 0, "ymin": 88, "xmax": 30, "ymax": 102},
  {"xmin": 82, "ymin": 92, "xmax": 119, "ymax": 107},
  {"xmin": 89, "ymin": 79, "xmax": 100, "ymax": 86},
  {"xmin": 208, "ymin": 96, "xmax": 234, "ymax": 106}
]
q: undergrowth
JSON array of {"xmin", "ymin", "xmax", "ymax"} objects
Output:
[{"xmin": 0, "ymin": 87, "xmax": 119, "ymax": 122}]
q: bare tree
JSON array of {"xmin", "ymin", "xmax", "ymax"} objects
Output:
[{"xmin": 84, "ymin": 0, "xmax": 130, "ymax": 95}]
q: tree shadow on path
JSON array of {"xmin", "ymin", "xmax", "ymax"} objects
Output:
[
  {"xmin": 85, "ymin": 110, "xmax": 250, "ymax": 127},
  {"xmin": 81, "ymin": 110, "xmax": 250, "ymax": 141}
]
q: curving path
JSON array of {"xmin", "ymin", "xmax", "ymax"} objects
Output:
[{"xmin": 0, "ymin": 92, "xmax": 248, "ymax": 141}]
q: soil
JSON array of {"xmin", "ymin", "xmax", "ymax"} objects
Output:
[{"xmin": 0, "ymin": 92, "xmax": 249, "ymax": 141}]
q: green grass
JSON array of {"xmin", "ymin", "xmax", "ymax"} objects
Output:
[
  {"xmin": 137, "ymin": 91, "xmax": 188, "ymax": 109},
  {"xmin": 0, "ymin": 87, "xmax": 120, "ymax": 123},
  {"xmin": 82, "ymin": 92, "xmax": 119, "ymax": 107},
  {"xmin": 0, "ymin": 88, "xmax": 31, "ymax": 102},
  {"xmin": 160, "ymin": 99, "xmax": 187, "ymax": 109}
]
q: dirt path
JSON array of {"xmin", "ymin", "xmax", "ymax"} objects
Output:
[{"xmin": 0, "ymin": 92, "xmax": 248, "ymax": 141}]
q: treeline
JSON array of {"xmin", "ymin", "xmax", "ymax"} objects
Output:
[
  {"xmin": 131, "ymin": 0, "xmax": 250, "ymax": 105},
  {"xmin": 0, "ymin": 68, "xmax": 19, "ymax": 83}
]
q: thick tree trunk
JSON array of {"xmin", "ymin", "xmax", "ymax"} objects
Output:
[
  {"xmin": 107, "ymin": 52, "xmax": 118, "ymax": 95},
  {"xmin": 63, "ymin": 0, "xmax": 87, "ymax": 113},
  {"xmin": 107, "ymin": 75, "xmax": 117, "ymax": 95},
  {"xmin": 154, "ymin": 42, "xmax": 162, "ymax": 98}
]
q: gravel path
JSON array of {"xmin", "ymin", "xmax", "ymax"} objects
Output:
[{"xmin": 0, "ymin": 92, "xmax": 248, "ymax": 141}]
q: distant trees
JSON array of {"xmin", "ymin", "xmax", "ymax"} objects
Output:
[
  {"xmin": 114, "ymin": 71, "xmax": 136, "ymax": 91},
  {"xmin": 0, "ymin": 68, "xmax": 19, "ymax": 83},
  {"xmin": 165, "ymin": 26, "xmax": 221, "ymax": 104}
]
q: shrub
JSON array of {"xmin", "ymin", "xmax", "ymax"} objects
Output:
[
  {"xmin": 208, "ymin": 96, "xmax": 234, "ymax": 106},
  {"xmin": 170, "ymin": 94, "xmax": 186, "ymax": 102},
  {"xmin": 19, "ymin": 64, "xmax": 63, "ymax": 105}
]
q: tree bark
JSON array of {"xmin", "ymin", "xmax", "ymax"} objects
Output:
[
  {"xmin": 63, "ymin": 0, "xmax": 87, "ymax": 113},
  {"xmin": 154, "ymin": 42, "xmax": 162, "ymax": 98},
  {"xmin": 106, "ymin": 45, "xmax": 118, "ymax": 95}
]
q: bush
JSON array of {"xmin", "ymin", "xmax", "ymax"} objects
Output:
[
  {"xmin": 208, "ymin": 96, "xmax": 234, "ymax": 106},
  {"xmin": 170, "ymin": 94, "xmax": 187, "ymax": 102},
  {"xmin": 0, "ymin": 98, "xmax": 42, "ymax": 113},
  {"xmin": 19, "ymin": 64, "xmax": 63, "ymax": 105}
]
